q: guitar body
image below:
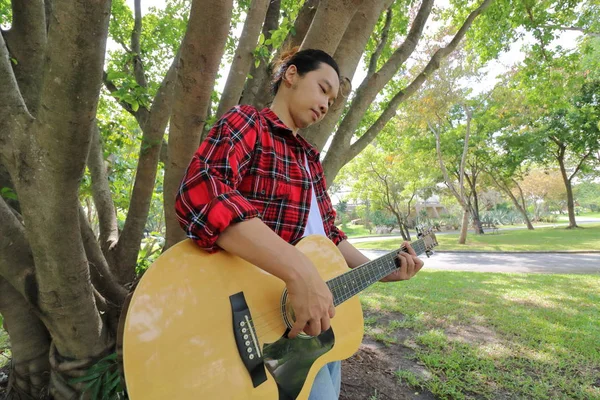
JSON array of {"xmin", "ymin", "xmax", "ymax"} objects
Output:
[{"xmin": 123, "ymin": 235, "xmax": 364, "ymax": 400}]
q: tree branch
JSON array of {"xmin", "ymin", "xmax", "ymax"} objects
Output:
[
  {"xmin": 78, "ymin": 206, "xmax": 128, "ymax": 307},
  {"xmin": 131, "ymin": 0, "xmax": 148, "ymax": 88},
  {"xmin": 541, "ymin": 24, "xmax": 600, "ymax": 37},
  {"xmin": 164, "ymin": 0, "xmax": 234, "ymax": 249},
  {"xmin": 0, "ymin": 32, "xmax": 31, "ymax": 154},
  {"xmin": 346, "ymin": 0, "xmax": 494, "ymax": 161},
  {"xmin": 367, "ymin": 5, "xmax": 392, "ymax": 77},
  {"xmin": 326, "ymin": 0, "xmax": 434, "ymax": 155},
  {"xmin": 217, "ymin": 0, "xmax": 270, "ymax": 118},
  {"xmin": 113, "ymin": 54, "xmax": 179, "ymax": 282},
  {"xmin": 3, "ymin": 0, "xmax": 47, "ymax": 114},
  {"xmin": 0, "ymin": 197, "xmax": 38, "ymax": 306},
  {"xmin": 568, "ymin": 149, "xmax": 593, "ymax": 181},
  {"xmin": 35, "ymin": 0, "xmax": 112, "ymax": 183},
  {"xmin": 87, "ymin": 123, "xmax": 119, "ymax": 252}
]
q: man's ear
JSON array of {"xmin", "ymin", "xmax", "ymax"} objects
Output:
[{"xmin": 284, "ymin": 64, "xmax": 298, "ymax": 86}]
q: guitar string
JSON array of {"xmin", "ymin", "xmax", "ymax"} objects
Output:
[
  {"xmin": 248, "ymin": 245, "xmax": 422, "ymax": 337},
  {"xmin": 246, "ymin": 239, "xmax": 427, "ymax": 330},
  {"xmin": 247, "ymin": 248, "xmax": 400, "ymax": 333},
  {"xmin": 251, "ymin": 254, "xmax": 405, "ymax": 341},
  {"xmin": 246, "ymin": 239, "xmax": 430, "ymax": 335}
]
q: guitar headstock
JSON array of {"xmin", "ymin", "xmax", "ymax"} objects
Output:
[{"xmin": 416, "ymin": 226, "xmax": 438, "ymax": 258}]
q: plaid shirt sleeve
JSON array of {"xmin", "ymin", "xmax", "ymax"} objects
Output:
[{"xmin": 175, "ymin": 106, "xmax": 261, "ymax": 252}]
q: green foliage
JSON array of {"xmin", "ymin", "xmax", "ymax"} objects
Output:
[
  {"xmin": 574, "ymin": 181, "xmax": 600, "ymax": 211},
  {"xmin": 0, "ymin": 187, "xmax": 17, "ymax": 201},
  {"xmin": 69, "ymin": 353, "xmax": 125, "ymax": 400},
  {"xmin": 0, "ymin": 0, "xmax": 10, "ymax": 27},
  {"xmin": 0, "ymin": 314, "xmax": 10, "ymax": 369}
]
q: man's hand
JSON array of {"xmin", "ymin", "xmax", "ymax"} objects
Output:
[
  {"xmin": 380, "ymin": 241, "xmax": 424, "ymax": 282},
  {"xmin": 285, "ymin": 253, "xmax": 335, "ymax": 339}
]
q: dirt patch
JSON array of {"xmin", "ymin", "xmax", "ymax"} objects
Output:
[{"xmin": 340, "ymin": 310, "xmax": 435, "ymax": 400}]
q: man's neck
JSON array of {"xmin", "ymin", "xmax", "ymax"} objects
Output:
[{"xmin": 269, "ymin": 98, "xmax": 299, "ymax": 136}]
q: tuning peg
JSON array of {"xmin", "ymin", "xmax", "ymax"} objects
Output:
[{"xmin": 426, "ymin": 250, "xmax": 434, "ymax": 258}]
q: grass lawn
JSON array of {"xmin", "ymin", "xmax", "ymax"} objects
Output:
[
  {"xmin": 558, "ymin": 212, "xmax": 600, "ymax": 221},
  {"xmin": 353, "ymin": 224, "xmax": 600, "ymax": 252},
  {"xmin": 361, "ymin": 271, "xmax": 600, "ymax": 399}
]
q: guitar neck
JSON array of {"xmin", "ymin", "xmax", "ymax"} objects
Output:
[{"xmin": 327, "ymin": 237, "xmax": 430, "ymax": 307}]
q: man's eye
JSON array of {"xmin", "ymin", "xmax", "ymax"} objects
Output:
[{"xmin": 320, "ymin": 85, "xmax": 327, "ymax": 94}]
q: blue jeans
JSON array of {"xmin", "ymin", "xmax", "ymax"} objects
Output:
[{"xmin": 309, "ymin": 361, "xmax": 341, "ymax": 400}]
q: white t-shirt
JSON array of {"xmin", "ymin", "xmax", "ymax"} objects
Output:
[{"xmin": 302, "ymin": 155, "xmax": 327, "ymax": 237}]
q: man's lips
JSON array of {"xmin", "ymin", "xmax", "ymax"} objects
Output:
[{"xmin": 311, "ymin": 109, "xmax": 320, "ymax": 120}]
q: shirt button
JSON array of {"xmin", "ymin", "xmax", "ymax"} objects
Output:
[
  {"xmin": 303, "ymin": 183, "xmax": 309, "ymax": 189},
  {"xmin": 260, "ymin": 189, "xmax": 266, "ymax": 195}
]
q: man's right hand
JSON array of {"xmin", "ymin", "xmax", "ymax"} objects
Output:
[{"xmin": 285, "ymin": 253, "xmax": 335, "ymax": 338}]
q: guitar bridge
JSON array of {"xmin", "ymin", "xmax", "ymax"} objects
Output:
[{"xmin": 229, "ymin": 292, "xmax": 267, "ymax": 387}]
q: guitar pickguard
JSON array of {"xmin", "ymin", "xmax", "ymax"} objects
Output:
[{"xmin": 262, "ymin": 329, "xmax": 335, "ymax": 400}]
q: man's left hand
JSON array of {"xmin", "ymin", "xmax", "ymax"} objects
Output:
[{"xmin": 380, "ymin": 241, "xmax": 424, "ymax": 282}]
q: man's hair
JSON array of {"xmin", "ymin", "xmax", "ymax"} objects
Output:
[{"xmin": 271, "ymin": 47, "xmax": 340, "ymax": 95}]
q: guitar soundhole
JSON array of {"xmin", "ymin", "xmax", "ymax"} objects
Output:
[{"xmin": 281, "ymin": 290, "xmax": 314, "ymax": 340}]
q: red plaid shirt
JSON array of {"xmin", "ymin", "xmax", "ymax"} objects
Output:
[{"xmin": 175, "ymin": 105, "xmax": 346, "ymax": 253}]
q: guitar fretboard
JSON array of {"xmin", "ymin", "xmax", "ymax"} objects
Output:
[{"xmin": 327, "ymin": 238, "xmax": 429, "ymax": 306}]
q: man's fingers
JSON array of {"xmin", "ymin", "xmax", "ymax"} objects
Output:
[
  {"xmin": 404, "ymin": 242, "xmax": 418, "ymax": 257},
  {"xmin": 329, "ymin": 304, "xmax": 336, "ymax": 319},
  {"xmin": 289, "ymin": 318, "xmax": 307, "ymax": 339},
  {"xmin": 414, "ymin": 256, "xmax": 424, "ymax": 273},
  {"xmin": 320, "ymin": 314, "xmax": 331, "ymax": 332},
  {"xmin": 305, "ymin": 319, "xmax": 321, "ymax": 337}
]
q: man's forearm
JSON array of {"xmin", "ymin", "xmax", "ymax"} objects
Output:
[{"xmin": 337, "ymin": 239, "xmax": 370, "ymax": 269}]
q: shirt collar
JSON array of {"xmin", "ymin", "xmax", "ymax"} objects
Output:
[{"xmin": 259, "ymin": 108, "xmax": 321, "ymax": 162}]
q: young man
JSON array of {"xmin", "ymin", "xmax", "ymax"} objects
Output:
[{"xmin": 175, "ymin": 48, "xmax": 423, "ymax": 399}]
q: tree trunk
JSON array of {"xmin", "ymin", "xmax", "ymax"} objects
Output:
[
  {"xmin": 302, "ymin": 0, "xmax": 392, "ymax": 150},
  {"xmin": 558, "ymin": 155, "xmax": 578, "ymax": 229},
  {"xmin": 217, "ymin": 0, "xmax": 270, "ymax": 118},
  {"xmin": 242, "ymin": 0, "xmax": 317, "ymax": 110},
  {"xmin": 164, "ymin": 0, "xmax": 234, "ymax": 250},
  {"xmin": 0, "ymin": 277, "xmax": 51, "ymax": 399},
  {"xmin": 301, "ymin": 0, "xmax": 364, "ymax": 54},
  {"xmin": 240, "ymin": 0, "xmax": 282, "ymax": 107},
  {"xmin": 458, "ymin": 208, "xmax": 469, "ymax": 244},
  {"xmin": 491, "ymin": 175, "xmax": 535, "ymax": 230}
]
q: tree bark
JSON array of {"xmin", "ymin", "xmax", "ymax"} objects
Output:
[
  {"xmin": 240, "ymin": 0, "xmax": 281, "ymax": 108},
  {"xmin": 302, "ymin": 0, "xmax": 392, "ymax": 150},
  {"xmin": 217, "ymin": 0, "xmax": 270, "ymax": 119},
  {"xmin": 2, "ymin": 0, "xmax": 114, "ymax": 376},
  {"xmin": 557, "ymin": 152, "xmax": 578, "ymax": 229},
  {"xmin": 164, "ymin": 0, "xmax": 234, "ymax": 250},
  {"xmin": 0, "ymin": 277, "xmax": 51, "ymax": 399},
  {"xmin": 301, "ymin": 0, "xmax": 364, "ymax": 54},
  {"xmin": 459, "ymin": 207, "xmax": 469, "ymax": 244},
  {"xmin": 111, "ymin": 56, "xmax": 179, "ymax": 282},
  {"xmin": 2, "ymin": 0, "xmax": 47, "ymax": 114},
  {"xmin": 87, "ymin": 123, "xmax": 119, "ymax": 255}
]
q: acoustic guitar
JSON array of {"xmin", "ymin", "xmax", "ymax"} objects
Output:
[{"xmin": 122, "ymin": 231, "xmax": 437, "ymax": 399}]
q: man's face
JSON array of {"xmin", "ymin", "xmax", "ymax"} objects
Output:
[{"xmin": 285, "ymin": 63, "xmax": 340, "ymax": 130}]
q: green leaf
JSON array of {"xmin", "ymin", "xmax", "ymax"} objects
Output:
[
  {"xmin": 10, "ymin": 57, "xmax": 17, "ymax": 65},
  {"xmin": 255, "ymin": 59, "xmax": 260, "ymax": 69},
  {"xmin": 130, "ymin": 100, "xmax": 139, "ymax": 112},
  {"xmin": 258, "ymin": 32, "xmax": 265, "ymax": 45},
  {"xmin": 0, "ymin": 187, "xmax": 17, "ymax": 201}
]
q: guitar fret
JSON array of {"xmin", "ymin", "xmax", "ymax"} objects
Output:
[{"xmin": 329, "ymin": 234, "xmax": 435, "ymax": 306}]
